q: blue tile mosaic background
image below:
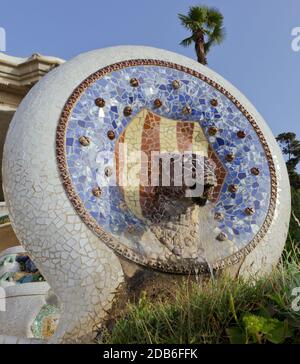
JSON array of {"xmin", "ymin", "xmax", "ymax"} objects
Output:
[{"xmin": 65, "ymin": 65, "xmax": 271, "ymax": 254}]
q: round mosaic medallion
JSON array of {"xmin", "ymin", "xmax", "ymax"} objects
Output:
[{"xmin": 56, "ymin": 59, "xmax": 277, "ymax": 274}]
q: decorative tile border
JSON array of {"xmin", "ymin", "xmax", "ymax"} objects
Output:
[{"xmin": 56, "ymin": 59, "xmax": 277, "ymax": 274}]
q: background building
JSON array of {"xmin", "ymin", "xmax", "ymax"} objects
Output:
[{"xmin": 0, "ymin": 52, "xmax": 64, "ymax": 201}]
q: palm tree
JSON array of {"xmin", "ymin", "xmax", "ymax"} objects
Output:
[{"xmin": 178, "ymin": 5, "xmax": 225, "ymax": 65}]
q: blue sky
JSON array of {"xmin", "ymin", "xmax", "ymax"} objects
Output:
[{"xmin": 1, "ymin": 0, "xmax": 299, "ymax": 138}]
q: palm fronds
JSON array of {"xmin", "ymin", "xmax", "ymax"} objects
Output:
[{"xmin": 178, "ymin": 5, "xmax": 225, "ymax": 64}]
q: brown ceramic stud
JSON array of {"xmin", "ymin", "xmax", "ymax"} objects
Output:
[
  {"xmin": 250, "ymin": 167, "xmax": 260, "ymax": 176},
  {"xmin": 228, "ymin": 184, "xmax": 238, "ymax": 193},
  {"xmin": 130, "ymin": 78, "xmax": 139, "ymax": 87},
  {"xmin": 79, "ymin": 136, "xmax": 90, "ymax": 146},
  {"xmin": 214, "ymin": 212, "xmax": 224, "ymax": 221},
  {"xmin": 107, "ymin": 130, "xmax": 115, "ymax": 140},
  {"xmin": 182, "ymin": 105, "xmax": 192, "ymax": 115},
  {"xmin": 225, "ymin": 153, "xmax": 235, "ymax": 162},
  {"xmin": 119, "ymin": 202, "xmax": 127, "ymax": 211},
  {"xmin": 208, "ymin": 126, "xmax": 218, "ymax": 136},
  {"xmin": 127, "ymin": 225, "xmax": 135, "ymax": 233},
  {"xmin": 154, "ymin": 98, "xmax": 162, "ymax": 108},
  {"xmin": 245, "ymin": 207, "xmax": 255, "ymax": 216},
  {"xmin": 216, "ymin": 232, "xmax": 227, "ymax": 241},
  {"xmin": 210, "ymin": 99, "xmax": 218, "ymax": 107},
  {"xmin": 172, "ymin": 80, "xmax": 181, "ymax": 89},
  {"xmin": 237, "ymin": 130, "xmax": 246, "ymax": 139},
  {"xmin": 123, "ymin": 106, "xmax": 132, "ymax": 117},
  {"xmin": 95, "ymin": 98, "xmax": 105, "ymax": 108},
  {"xmin": 105, "ymin": 166, "xmax": 112, "ymax": 177},
  {"xmin": 92, "ymin": 186, "xmax": 102, "ymax": 198}
]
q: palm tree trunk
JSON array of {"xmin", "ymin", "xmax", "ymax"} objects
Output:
[{"xmin": 194, "ymin": 29, "xmax": 207, "ymax": 65}]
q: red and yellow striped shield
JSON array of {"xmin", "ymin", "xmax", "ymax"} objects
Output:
[{"xmin": 115, "ymin": 109, "xmax": 226, "ymax": 223}]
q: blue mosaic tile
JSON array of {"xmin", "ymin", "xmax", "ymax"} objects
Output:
[{"xmin": 64, "ymin": 65, "xmax": 271, "ymax": 256}]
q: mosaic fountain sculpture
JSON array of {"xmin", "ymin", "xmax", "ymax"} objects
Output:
[{"xmin": 2, "ymin": 46, "xmax": 290, "ymax": 343}]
